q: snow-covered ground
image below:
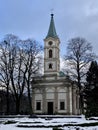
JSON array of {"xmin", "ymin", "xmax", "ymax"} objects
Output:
[{"xmin": 0, "ymin": 115, "xmax": 98, "ymax": 130}]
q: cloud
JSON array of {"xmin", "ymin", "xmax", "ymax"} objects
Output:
[{"xmin": 0, "ymin": 0, "xmax": 98, "ymax": 56}]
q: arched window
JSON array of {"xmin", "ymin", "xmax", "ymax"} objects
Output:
[
  {"xmin": 49, "ymin": 63, "xmax": 52, "ymax": 69},
  {"xmin": 49, "ymin": 49, "xmax": 52, "ymax": 58}
]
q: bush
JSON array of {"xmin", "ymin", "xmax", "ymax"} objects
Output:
[{"xmin": 53, "ymin": 127, "xmax": 63, "ymax": 130}]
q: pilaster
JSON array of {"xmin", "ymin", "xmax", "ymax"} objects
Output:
[
  {"xmin": 54, "ymin": 87, "xmax": 58, "ymax": 114},
  {"xmin": 69, "ymin": 86, "xmax": 72, "ymax": 114},
  {"xmin": 42, "ymin": 87, "xmax": 46, "ymax": 114}
]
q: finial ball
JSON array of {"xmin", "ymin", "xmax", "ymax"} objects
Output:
[{"xmin": 51, "ymin": 13, "xmax": 54, "ymax": 17}]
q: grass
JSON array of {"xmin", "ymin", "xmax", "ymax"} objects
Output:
[
  {"xmin": 19, "ymin": 121, "xmax": 42, "ymax": 124},
  {"xmin": 4, "ymin": 120, "xmax": 18, "ymax": 125},
  {"xmin": 53, "ymin": 127, "xmax": 63, "ymax": 130},
  {"xmin": 78, "ymin": 122, "xmax": 98, "ymax": 127},
  {"xmin": 63, "ymin": 122, "xmax": 98, "ymax": 127},
  {"xmin": 17, "ymin": 122, "xmax": 98, "ymax": 128}
]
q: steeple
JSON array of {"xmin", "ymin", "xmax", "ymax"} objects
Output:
[
  {"xmin": 46, "ymin": 14, "xmax": 58, "ymax": 39},
  {"xmin": 44, "ymin": 14, "xmax": 60, "ymax": 76}
]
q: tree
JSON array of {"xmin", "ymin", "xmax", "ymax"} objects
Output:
[
  {"xmin": 84, "ymin": 61, "xmax": 98, "ymax": 117},
  {"xmin": 0, "ymin": 34, "xmax": 20, "ymax": 114},
  {"xmin": 22, "ymin": 39, "xmax": 43, "ymax": 114},
  {"xmin": 0, "ymin": 40, "xmax": 11, "ymax": 114},
  {"xmin": 0, "ymin": 34, "xmax": 43, "ymax": 114},
  {"xmin": 0, "ymin": 34, "xmax": 25, "ymax": 114},
  {"xmin": 64, "ymin": 37, "xmax": 96, "ymax": 113}
]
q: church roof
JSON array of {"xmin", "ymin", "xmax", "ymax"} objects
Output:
[{"xmin": 46, "ymin": 14, "xmax": 58, "ymax": 39}]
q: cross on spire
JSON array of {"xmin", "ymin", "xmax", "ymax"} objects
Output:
[{"xmin": 51, "ymin": 8, "xmax": 54, "ymax": 14}]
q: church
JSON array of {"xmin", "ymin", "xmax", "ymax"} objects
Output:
[{"xmin": 32, "ymin": 14, "xmax": 80, "ymax": 115}]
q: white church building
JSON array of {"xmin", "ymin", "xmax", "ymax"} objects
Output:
[{"xmin": 32, "ymin": 14, "xmax": 80, "ymax": 115}]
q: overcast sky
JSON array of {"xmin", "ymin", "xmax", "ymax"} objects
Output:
[{"xmin": 0, "ymin": 0, "xmax": 98, "ymax": 56}]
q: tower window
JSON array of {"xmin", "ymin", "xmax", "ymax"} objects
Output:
[
  {"xmin": 49, "ymin": 63, "xmax": 52, "ymax": 69},
  {"xmin": 49, "ymin": 49, "xmax": 52, "ymax": 58}
]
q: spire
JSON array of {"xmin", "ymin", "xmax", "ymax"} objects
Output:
[{"xmin": 46, "ymin": 14, "xmax": 58, "ymax": 39}]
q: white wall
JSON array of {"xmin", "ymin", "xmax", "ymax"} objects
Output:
[
  {"xmin": 57, "ymin": 88, "xmax": 67, "ymax": 112},
  {"xmin": 46, "ymin": 88, "xmax": 55, "ymax": 99}
]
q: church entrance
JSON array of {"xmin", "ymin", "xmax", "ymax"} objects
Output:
[{"xmin": 47, "ymin": 102, "xmax": 53, "ymax": 115}]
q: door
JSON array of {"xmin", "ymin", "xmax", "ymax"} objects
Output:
[{"xmin": 47, "ymin": 102, "xmax": 53, "ymax": 115}]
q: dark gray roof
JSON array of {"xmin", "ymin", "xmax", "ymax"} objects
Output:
[{"xmin": 46, "ymin": 14, "xmax": 58, "ymax": 39}]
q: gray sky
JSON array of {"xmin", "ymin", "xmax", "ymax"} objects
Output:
[{"xmin": 0, "ymin": 0, "xmax": 98, "ymax": 56}]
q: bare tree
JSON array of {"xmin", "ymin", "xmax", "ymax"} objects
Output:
[
  {"xmin": 22, "ymin": 39, "xmax": 43, "ymax": 114},
  {"xmin": 64, "ymin": 37, "xmax": 96, "ymax": 113},
  {"xmin": 0, "ymin": 41, "xmax": 10, "ymax": 114},
  {"xmin": 0, "ymin": 34, "xmax": 20, "ymax": 114},
  {"xmin": 10, "ymin": 47, "xmax": 29, "ymax": 114},
  {"xmin": 0, "ymin": 34, "xmax": 25, "ymax": 114},
  {"xmin": 0, "ymin": 34, "xmax": 43, "ymax": 114}
]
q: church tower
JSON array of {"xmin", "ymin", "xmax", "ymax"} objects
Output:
[{"xmin": 44, "ymin": 14, "xmax": 60, "ymax": 76}]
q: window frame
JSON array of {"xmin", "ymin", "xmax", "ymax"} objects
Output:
[
  {"xmin": 49, "ymin": 49, "xmax": 52, "ymax": 58},
  {"xmin": 49, "ymin": 63, "xmax": 53, "ymax": 69},
  {"xmin": 36, "ymin": 101, "xmax": 41, "ymax": 110},
  {"xmin": 60, "ymin": 101, "xmax": 65, "ymax": 110}
]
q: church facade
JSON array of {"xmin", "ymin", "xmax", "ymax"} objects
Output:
[{"xmin": 32, "ymin": 14, "xmax": 80, "ymax": 115}]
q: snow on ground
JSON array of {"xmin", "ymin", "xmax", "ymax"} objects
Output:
[
  {"xmin": 0, "ymin": 115, "xmax": 98, "ymax": 130},
  {"xmin": 63, "ymin": 126, "xmax": 98, "ymax": 130},
  {"xmin": 0, "ymin": 124, "xmax": 52, "ymax": 130}
]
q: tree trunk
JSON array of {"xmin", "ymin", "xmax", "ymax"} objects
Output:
[
  {"xmin": 16, "ymin": 98, "xmax": 20, "ymax": 114},
  {"xmin": 79, "ymin": 92, "xmax": 84, "ymax": 114},
  {"xmin": 28, "ymin": 84, "xmax": 33, "ymax": 115},
  {"xmin": 6, "ymin": 85, "xmax": 9, "ymax": 115},
  {"xmin": 77, "ymin": 62, "xmax": 83, "ymax": 114}
]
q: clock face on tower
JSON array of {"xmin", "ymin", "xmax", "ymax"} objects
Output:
[{"xmin": 48, "ymin": 41, "xmax": 53, "ymax": 46}]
